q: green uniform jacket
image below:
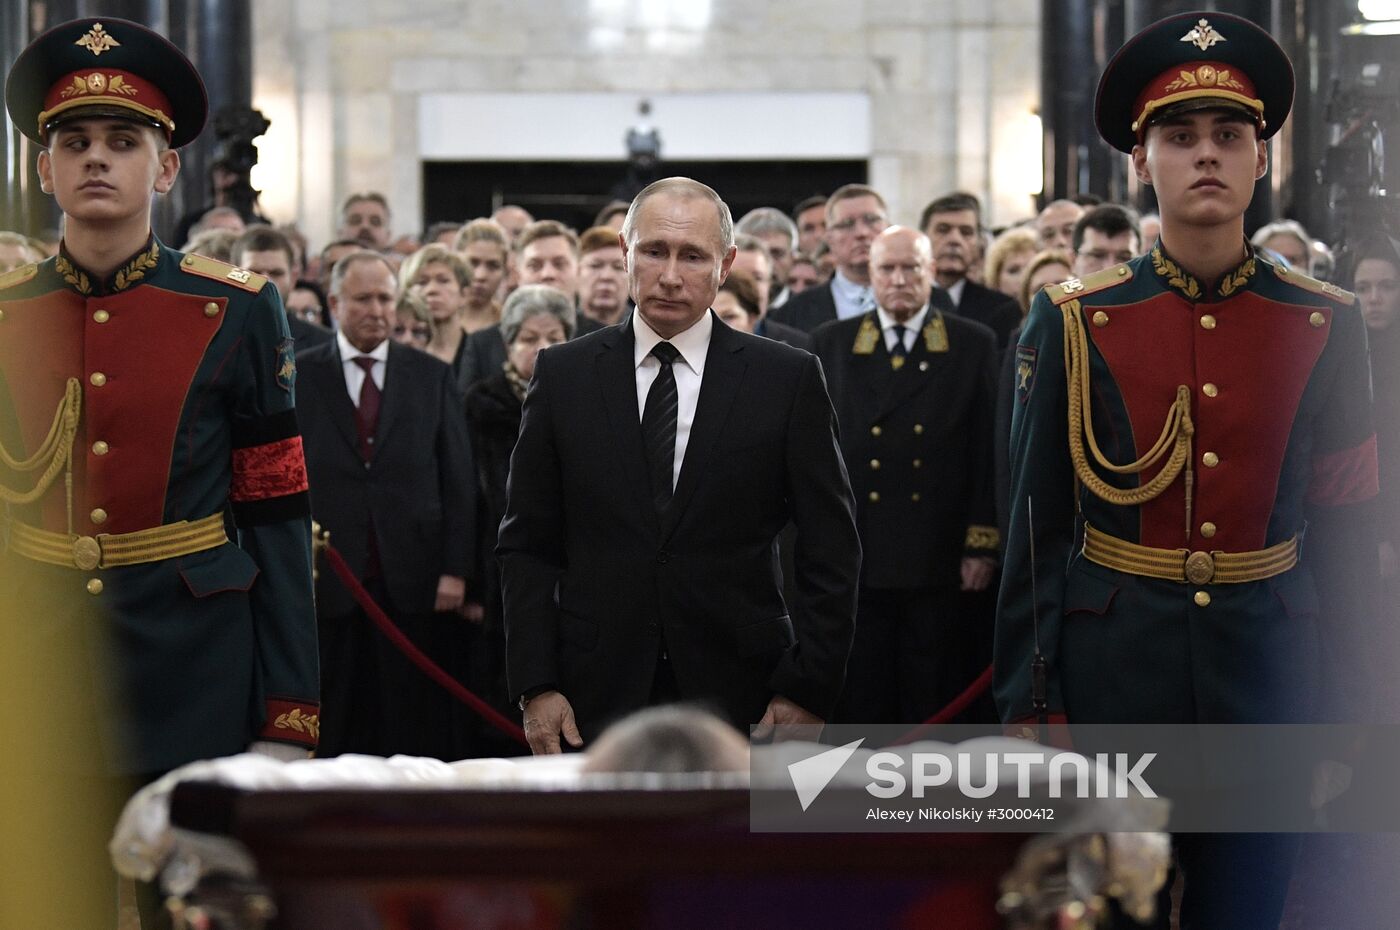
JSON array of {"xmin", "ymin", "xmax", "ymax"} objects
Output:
[
  {"xmin": 0, "ymin": 238, "xmax": 319, "ymax": 774},
  {"xmin": 995, "ymin": 243, "xmax": 1379, "ymax": 726}
]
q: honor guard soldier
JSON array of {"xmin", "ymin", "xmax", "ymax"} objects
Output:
[
  {"xmin": 995, "ymin": 12, "xmax": 1379, "ymax": 927},
  {"xmin": 0, "ymin": 18, "xmax": 320, "ymax": 777}
]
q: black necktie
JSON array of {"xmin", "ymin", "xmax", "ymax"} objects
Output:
[
  {"xmin": 642, "ymin": 341, "xmax": 681, "ymax": 511},
  {"xmin": 890, "ymin": 324, "xmax": 908, "ymax": 357}
]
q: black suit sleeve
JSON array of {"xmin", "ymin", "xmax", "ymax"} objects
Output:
[
  {"xmin": 497, "ymin": 348, "xmax": 566, "ymax": 701},
  {"xmin": 437, "ymin": 365, "xmax": 478, "ymax": 583},
  {"xmin": 770, "ymin": 353, "xmax": 861, "ymax": 717},
  {"xmin": 962, "ymin": 328, "xmax": 1001, "ymax": 560}
]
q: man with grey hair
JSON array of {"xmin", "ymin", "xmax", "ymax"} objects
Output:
[
  {"xmin": 296, "ymin": 250, "xmax": 478, "ymax": 759},
  {"xmin": 733, "ymin": 234, "xmax": 811, "ymax": 350},
  {"xmin": 501, "ymin": 176, "xmax": 861, "ymax": 754},
  {"xmin": 736, "ymin": 206, "xmax": 800, "ymax": 310}
]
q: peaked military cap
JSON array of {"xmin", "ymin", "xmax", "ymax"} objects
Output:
[
  {"xmin": 1095, "ymin": 11, "xmax": 1293, "ymax": 154},
  {"xmin": 5, "ymin": 17, "xmax": 207, "ymax": 148}
]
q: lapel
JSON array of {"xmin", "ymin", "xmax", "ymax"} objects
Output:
[
  {"xmin": 375, "ymin": 341, "xmax": 409, "ymax": 450},
  {"xmin": 849, "ymin": 312, "xmax": 896, "ymax": 423},
  {"xmin": 316, "ymin": 341, "xmax": 362, "ymax": 457},
  {"xmin": 876, "ymin": 315, "xmax": 945, "ymax": 420},
  {"xmin": 594, "ymin": 318, "xmax": 661, "ymax": 539},
  {"xmin": 662, "ymin": 314, "xmax": 748, "ymax": 540}
]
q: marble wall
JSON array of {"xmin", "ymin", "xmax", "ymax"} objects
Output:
[{"xmin": 252, "ymin": 0, "xmax": 1040, "ymax": 248}]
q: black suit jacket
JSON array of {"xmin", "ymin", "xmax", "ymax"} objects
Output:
[
  {"xmin": 296, "ymin": 340, "xmax": 477, "ymax": 618},
  {"xmin": 289, "ymin": 315, "xmax": 333, "ymax": 351},
  {"xmin": 813, "ymin": 311, "xmax": 1000, "ymax": 590},
  {"xmin": 756, "ymin": 316, "xmax": 814, "ymax": 351},
  {"xmin": 947, "ymin": 280, "xmax": 1021, "ymax": 347},
  {"xmin": 498, "ymin": 312, "xmax": 861, "ymax": 736},
  {"xmin": 774, "ymin": 281, "xmax": 957, "ymax": 334}
]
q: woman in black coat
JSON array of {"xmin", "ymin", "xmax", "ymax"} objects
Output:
[{"xmin": 463, "ymin": 285, "xmax": 575, "ymax": 744}]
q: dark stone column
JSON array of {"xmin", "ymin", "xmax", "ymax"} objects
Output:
[{"xmin": 1040, "ymin": 0, "xmax": 1127, "ymax": 205}]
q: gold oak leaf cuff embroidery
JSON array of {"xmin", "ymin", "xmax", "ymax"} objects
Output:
[{"xmin": 274, "ymin": 708, "xmax": 320, "ymax": 741}]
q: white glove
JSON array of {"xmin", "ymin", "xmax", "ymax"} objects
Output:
[{"xmin": 247, "ymin": 740, "xmax": 311, "ymax": 762}]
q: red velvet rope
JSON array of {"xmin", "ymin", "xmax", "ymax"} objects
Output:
[
  {"xmin": 323, "ymin": 544, "xmax": 529, "ymax": 748},
  {"xmin": 323, "ymin": 542, "xmax": 993, "ymax": 752},
  {"xmin": 891, "ymin": 664, "xmax": 995, "ymax": 746}
]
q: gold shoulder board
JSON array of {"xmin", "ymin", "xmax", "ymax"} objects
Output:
[
  {"xmin": 179, "ymin": 252, "xmax": 268, "ymax": 294},
  {"xmin": 1273, "ymin": 264, "xmax": 1356, "ymax": 306},
  {"xmin": 0, "ymin": 262, "xmax": 39, "ymax": 291},
  {"xmin": 1047, "ymin": 263, "xmax": 1134, "ymax": 306}
]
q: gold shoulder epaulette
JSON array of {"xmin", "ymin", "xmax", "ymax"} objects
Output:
[
  {"xmin": 1273, "ymin": 263, "xmax": 1355, "ymax": 306},
  {"xmin": 179, "ymin": 252, "xmax": 267, "ymax": 293},
  {"xmin": 0, "ymin": 262, "xmax": 39, "ymax": 291},
  {"xmin": 1047, "ymin": 263, "xmax": 1133, "ymax": 306}
]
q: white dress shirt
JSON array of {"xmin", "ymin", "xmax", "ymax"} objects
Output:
[
  {"xmin": 831, "ymin": 269, "xmax": 877, "ymax": 320},
  {"xmin": 336, "ymin": 331, "xmax": 388, "ymax": 406},
  {"xmin": 633, "ymin": 309, "xmax": 713, "ymax": 491},
  {"xmin": 875, "ymin": 304, "xmax": 928, "ymax": 354},
  {"xmin": 944, "ymin": 277, "xmax": 966, "ymax": 308}
]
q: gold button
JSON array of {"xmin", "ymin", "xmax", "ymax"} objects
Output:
[
  {"xmin": 1201, "ymin": 522, "xmax": 1217, "ymax": 538},
  {"xmin": 87, "ymin": 578, "xmax": 104, "ymax": 596},
  {"xmin": 871, "ymin": 426, "xmax": 882, "ymax": 437},
  {"xmin": 204, "ymin": 301, "xmax": 221, "ymax": 317},
  {"xmin": 1202, "ymin": 451, "xmax": 1219, "ymax": 468},
  {"xmin": 1092, "ymin": 311, "xmax": 1109, "ymax": 327},
  {"xmin": 1309, "ymin": 311, "xmax": 1325, "ymax": 328},
  {"xmin": 93, "ymin": 309, "xmax": 110, "ymax": 323},
  {"xmin": 1202, "ymin": 382, "xmax": 1218, "ymax": 397},
  {"xmin": 911, "ymin": 493, "xmax": 921, "ymax": 502},
  {"xmin": 89, "ymin": 372, "xmax": 107, "ymax": 387},
  {"xmin": 868, "ymin": 491, "xmax": 880, "ymax": 503},
  {"xmin": 912, "ymin": 458, "xmax": 923, "ymax": 468},
  {"xmin": 1194, "ymin": 591, "xmax": 1211, "ymax": 607},
  {"xmin": 92, "ymin": 440, "xmax": 109, "ymax": 456},
  {"xmin": 913, "ymin": 424, "xmax": 924, "ymax": 435},
  {"xmin": 90, "ymin": 508, "xmax": 108, "ymax": 525},
  {"xmin": 1200, "ymin": 314, "xmax": 1217, "ymax": 330},
  {"xmin": 869, "ymin": 459, "xmax": 881, "ymax": 470},
  {"xmin": 1117, "ymin": 267, "xmax": 1128, "ymax": 276}
]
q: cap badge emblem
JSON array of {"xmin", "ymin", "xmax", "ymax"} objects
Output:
[
  {"xmin": 75, "ymin": 23, "xmax": 121, "ymax": 56},
  {"xmin": 1180, "ymin": 18, "xmax": 1226, "ymax": 52}
]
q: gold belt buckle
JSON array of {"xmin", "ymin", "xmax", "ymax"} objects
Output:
[
  {"xmin": 1184, "ymin": 551, "xmax": 1215, "ymax": 585},
  {"xmin": 72, "ymin": 535, "xmax": 102, "ymax": 571}
]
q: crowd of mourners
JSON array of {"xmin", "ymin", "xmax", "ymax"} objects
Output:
[{"xmin": 4, "ymin": 183, "xmax": 1395, "ymax": 760}]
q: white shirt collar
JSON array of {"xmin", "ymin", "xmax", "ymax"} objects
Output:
[
  {"xmin": 945, "ymin": 278, "xmax": 967, "ymax": 307},
  {"xmin": 337, "ymin": 330, "xmax": 389, "ymax": 365},
  {"xmin": 875, "ymin": 303, "xmax": 929, "ymax": 334},
  {"xmin": 832, "ymin": 269, "xmax": 869, "ymax": 300},
  {"xmin": 633, "ymin": 307, "xmax": 713, "ymax": 376}
]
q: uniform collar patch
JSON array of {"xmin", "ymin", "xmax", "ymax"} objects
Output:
[
  {"xmin": 54, "ymin": 236, "xmax": 160, "ymax": 297},
  {"xmin": 1150, "ymin": 240, "xmax": 1257, "ymax": 302}
]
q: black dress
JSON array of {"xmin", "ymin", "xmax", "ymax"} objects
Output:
[{"xmin": 463, "ymin": 369, "xmax": 526, "ymax": 749}]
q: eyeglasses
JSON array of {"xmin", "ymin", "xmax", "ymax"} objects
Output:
[{"xmin": 829, "ymin": 213, "xmax": 887, "ymax": 232}]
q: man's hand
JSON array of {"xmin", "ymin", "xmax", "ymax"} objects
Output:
[
  {"xmin": 461, "ymin": 600, "xmax": 485, "ymax": 623},
  {"xmin": 523, "ymin": 690, "xmax": 584, "ymax": 755},
  {"xmin": 435, "ymin": 575, "xmax": 466, "ymax": 613},
  {"xmin": 752, "ymin": 695, "xmax": 823, "ymax": 742},
  {"xmin": 960, "ymin": 556, "xmax": 997, "ymax": 592}
]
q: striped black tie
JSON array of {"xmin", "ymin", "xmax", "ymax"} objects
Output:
[{"xmin": 642, "ymin": 341, "xmax": 681, "ymax": 511}]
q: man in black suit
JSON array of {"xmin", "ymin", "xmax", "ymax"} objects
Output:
[
  {"xmin": 813, "ymin": 227, "xmax": 1000, "ymax": 723},
  {"xmin": 920, "ymin": 192, "xmax": 1022, "ymax": 347},
  {"xmin": 733, "ymin": 235, "xmax": 813, "ymax": 350},
  {"xmin": 232, "ymin": 226, "xmax": 333, "ymax": 351},
  {"xmin": 769, "ymin": 185, "xmax": 888, "ymax": 334},
  {"xmin": 500, "ymin": 177, "xmax": 861, "ymax": 754},
  {"xmin": 296, "ymin": 251, "xmax": 477, "ymax": 759}
]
